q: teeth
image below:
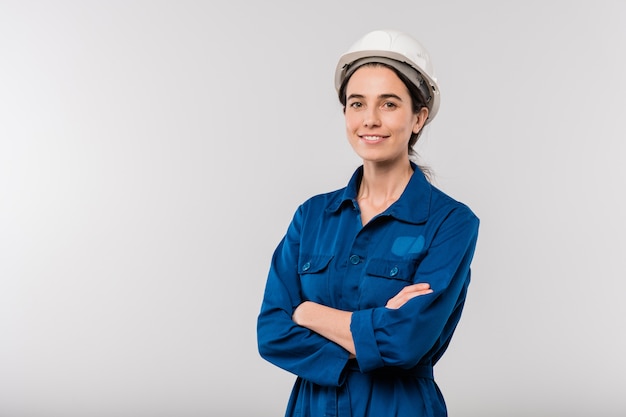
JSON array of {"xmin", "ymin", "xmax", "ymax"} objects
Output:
[{"xmin": 362, "ymin": 136, "xmax": 382, "ymax": 141}]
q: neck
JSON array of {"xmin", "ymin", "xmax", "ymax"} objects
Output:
[{"xmin": 358, "ymin": 160, "xmax": 414, "ymax": 206}]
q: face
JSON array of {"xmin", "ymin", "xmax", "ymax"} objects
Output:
[{"xmin": 344, "ymin": 65, "xmax": 427, "ymax": 165}]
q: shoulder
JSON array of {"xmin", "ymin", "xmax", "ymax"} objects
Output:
[
  {"xmin": 299, "ymin": 186, "xmax": 347, "ymax": 214},
  {"xmin": 285, "ymin": 187, "xmax": 348, "ymax": 232},
  {"xmin": 429, "ymin": 184, "xmax": 480, "ymax": 228},
  {"xmin": 297, "ymin": 165, "xmax": 362, "ymax": 213}
]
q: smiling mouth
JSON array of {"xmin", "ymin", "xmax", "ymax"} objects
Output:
[{"xmin": 360, "ymin": 135, "xmax": 387, "ymax": 142}]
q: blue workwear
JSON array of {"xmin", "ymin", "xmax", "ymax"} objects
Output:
[{"xmin": 257, "ymin": 163, "xmax": 479, "ymax": 417}]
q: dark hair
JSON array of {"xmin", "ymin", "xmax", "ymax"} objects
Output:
[{"xmin": 337, "ymin": 62, "xmax": 433, "ymax": 179}]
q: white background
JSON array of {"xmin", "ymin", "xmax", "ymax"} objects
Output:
[{"xmin": 1, "ymin": 1, "xmax": 625, "ymax": 416}]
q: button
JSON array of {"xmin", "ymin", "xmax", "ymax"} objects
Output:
[
  {"xmin": 389, "ymin": 266, "xmax": 399, "ymax": 277},
  {"xmin": 302, "ymin": 262, "xmax": 311, "ymax": 271},
  {"xmin": 349, "ymin": 255, "xmax": 360, "ymax": 265}
]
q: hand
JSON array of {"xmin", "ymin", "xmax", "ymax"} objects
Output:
[{"xmin": 385, "ymin": 283, "xmax": 433, "ymax": 309}]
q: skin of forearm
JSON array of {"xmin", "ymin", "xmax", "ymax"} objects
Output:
[
  {"xmin": 293, "ymin": 301, "xmax": 356, "ymax": 356},
  {"xmin": 292, "ymin": 284, "xmax": 431, "ymax": 359}
]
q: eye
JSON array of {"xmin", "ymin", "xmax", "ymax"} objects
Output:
[
  {"xmin": 349, "ymin": 101, "xmax": 363, "ymax": 109},
  {"xmin": 382, "ymin": 101, "xmax": 397, "ymax": 109}
]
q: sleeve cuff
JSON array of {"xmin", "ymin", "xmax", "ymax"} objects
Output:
[{"xmin": 350, "ymin": 308, "xmax": 384, "ymax": 372}]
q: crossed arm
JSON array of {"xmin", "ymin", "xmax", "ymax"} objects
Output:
[{"xmin": 291, "ymin": 283, "xmax": 433, "ymax": 357}]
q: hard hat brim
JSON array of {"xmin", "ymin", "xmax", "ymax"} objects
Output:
[{"xmin": 335, "ymin": 49, "xmax": 440, "ymax": 123}]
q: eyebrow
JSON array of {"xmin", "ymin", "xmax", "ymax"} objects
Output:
[{"xmin": 347, "ymin": 93, "xmax": 404, "ymax": 101}]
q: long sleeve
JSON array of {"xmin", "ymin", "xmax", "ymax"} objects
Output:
[
  {"xmin": 257, "ymin": 205, "xmax": 351, "ymax": 387},
  {"xmin": 257, "ymin": 165, "xmax": 480, "ymax": 416},
  {"xmin": 350, "ymin": 205, "xmax": 480, "ymax": 372}
]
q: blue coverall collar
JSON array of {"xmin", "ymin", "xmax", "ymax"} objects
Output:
[{"xmin": 327, "ymin": 162, "xmax": 432, "ymax": 224}]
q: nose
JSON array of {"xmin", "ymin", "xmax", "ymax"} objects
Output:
[{"xmin": 363, "ymin": 107, "xmax": 381, "ymax": 128}]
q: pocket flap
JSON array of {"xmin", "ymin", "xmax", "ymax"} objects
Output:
[
  {"xmin": 366, "ymin": 259, "xmax": 417, "ymax": 281},
  {"xmin": 299, "ymin": 254, "xmax": 333, "ymax": 274}
]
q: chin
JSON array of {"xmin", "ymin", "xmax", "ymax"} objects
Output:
[{"xmin": 357, "ymin": 150, "xmax": 409, "ymax": 166}]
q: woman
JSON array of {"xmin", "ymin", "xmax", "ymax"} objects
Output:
[{"xmin": 257, "ymin": 29, "xmax": 480, "ymax": 417}]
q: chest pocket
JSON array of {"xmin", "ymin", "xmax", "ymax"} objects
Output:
[
  {"xmin": 360, "ymin": 258, "xmax": 420, "ymax": 309},
  {"xmin": 299, "ymin": 254, "xmax": 333, "ymax": 303},
  {"xmin": 366, "ymin": 259, "xmax": 417, "ymax": 282}
]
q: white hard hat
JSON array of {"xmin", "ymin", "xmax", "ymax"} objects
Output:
[{"xmin": 335, "ymin": 29, "xmax": 441, "ymax": 124}]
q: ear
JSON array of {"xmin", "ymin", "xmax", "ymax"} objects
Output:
[{"xmin": 413, "ymin": 107, "xmax": 429, "ymax": 134}]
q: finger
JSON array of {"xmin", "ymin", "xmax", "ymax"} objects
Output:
[
  {"xmin": 409, "ymin": 282, "xmax": 431, "ymax": 291},
  {"xmin": 395, "ymin": 283, "xmax": 430, "ymax": 297},
  {"xmin": 399, "ymin": 288, "xmax": 433, "ymax": 300},
  {"xmin": 385, "ymin": 288, "xmax": 433, "ymax": 309}
]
